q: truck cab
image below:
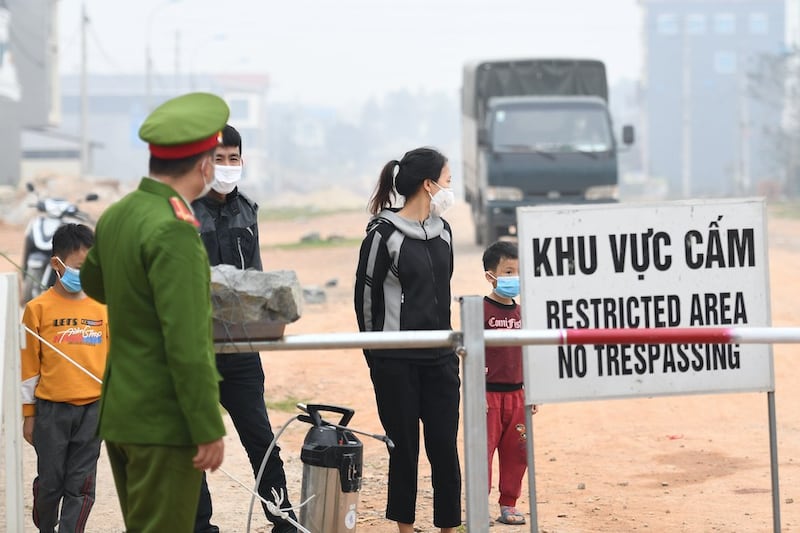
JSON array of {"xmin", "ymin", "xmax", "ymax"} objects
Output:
[{"xmin": 462, "ymin": 59, "xmax": 633, "ymax": 245}]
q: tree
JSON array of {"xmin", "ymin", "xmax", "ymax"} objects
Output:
[{"xmin": 747, "ymin": 50, "xmax": 795, "ymax": 195}]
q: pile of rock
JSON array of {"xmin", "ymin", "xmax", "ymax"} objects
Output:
[{"xmin": 210, "ymin": 265, "xmax": 302, "ymax": 342}]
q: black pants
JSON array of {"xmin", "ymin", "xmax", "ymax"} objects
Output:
[
  {"xmin": 194, "ymin": 353, "xmax": 297, "ymax": 533},
  {"xmin": 32, "ymin": 400, "xmax": 101, "ymax": 533},
  {"xmin": 369, "ymin": 354, "xmax": 462, "ymax": 528}
]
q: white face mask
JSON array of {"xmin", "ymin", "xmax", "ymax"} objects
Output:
[
  {"xmin": 429, "ymin": 182, "xmax": 455, "ymax": 217},
  {"xmin": 212, "ymin": 164, "xmax": 243, "ymax": 195}
]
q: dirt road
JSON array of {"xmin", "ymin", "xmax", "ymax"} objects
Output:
[{"xmin": 2, "ymin": 197, "xmax": 800, "ymax": 532}]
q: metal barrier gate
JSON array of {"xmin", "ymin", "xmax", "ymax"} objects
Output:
[
  {"xmin": 3, "ymin": 280, "xmax": 797, "ymax": 531},
  {"xmin": 214, "ymin": 295, "xmax": 791, "ymax": 532}
]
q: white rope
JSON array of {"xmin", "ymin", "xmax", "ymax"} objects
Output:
[
  {"xmin": 23, "ymin": 325, "xmax": 103, "ymax": 384},
  {"xmin": 24, "ymin": 326, "xmax": 316, "ymax": 531},
  {"xmin": 218, "ymin": 467, "xmax": 313, "ymax": 533},
  {"xmin": 247, "ymin": 414, "xmax": 302, "ymax": 531}
]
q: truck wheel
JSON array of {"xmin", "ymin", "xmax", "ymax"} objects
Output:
[
  {"xmin": 475, "ymin": 218, "xmax": 500, "ymax": 246},
  {"xmin": 474, "ymin": 222, "xmax": 485, "ymax": 246},
  {"xmin": 474, "ymin": 209, "xmax": 490, "ymax": 246},
  {"xmin": 481, "ymin": 224, "xmax": 500, "ymax": 246}
]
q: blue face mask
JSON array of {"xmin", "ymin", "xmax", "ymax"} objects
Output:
[
  {"xmin": 56, "ymin": 257, "xmax": 82, "ymax": 294},
  {"xmin": 489, "ymin": 273, "xmax": 520, "ymax": 299}
]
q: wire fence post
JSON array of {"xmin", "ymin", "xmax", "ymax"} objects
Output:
[
  {"xmin": 1, "ymin": 273, "xmax": 24, "ymax": 532},
  {"xmin": 768, "ymin": 391, "xmax": 781, "ymax": 532},
  {"xmin": 459, "ymin": 295, "xmax": 490, "ymax": 529},
  {"xmin": 526, "ymin": 399, "xmax": 539, "ymax": 532}
]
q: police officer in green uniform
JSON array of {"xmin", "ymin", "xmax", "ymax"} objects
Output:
[{"xmin": 80, "ymin": 92, "xmax": 228, "ymax": 533}]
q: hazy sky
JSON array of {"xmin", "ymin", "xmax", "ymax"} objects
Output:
[{"xmin": 58, "ymin": 0, "xmax": 643, "ymax": 107}]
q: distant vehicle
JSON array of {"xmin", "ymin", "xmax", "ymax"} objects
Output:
[
  {"xmin": 462, "ymin": 58, "xmax": 634, "ymax": 245},
  {"xmin": 21, "ymin": 182, "xmax": 98, "ymax": 303}
]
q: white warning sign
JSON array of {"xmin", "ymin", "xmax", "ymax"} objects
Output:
[{"xmin": 517, "ymin": 198, "xmax": 773, "ymax": 404}]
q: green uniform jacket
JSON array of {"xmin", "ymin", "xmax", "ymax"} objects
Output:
[{"xmin": 81, "ymin": 178, "xmax": 225, "ymax": 446}]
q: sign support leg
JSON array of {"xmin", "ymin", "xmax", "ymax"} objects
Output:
[{"xmin": 460, "ymin": 295, "xmax": 490, "ymax": 529}]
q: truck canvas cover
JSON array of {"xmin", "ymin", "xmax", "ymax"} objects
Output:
[{"xmin": 463, "ymin": 58, "xmax": 608, "ymax": 119}]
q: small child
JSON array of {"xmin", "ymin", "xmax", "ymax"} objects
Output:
[
  {"xmin": 482, "ymin": 240, "xmax": 537, "ymax": 526},
  {"xmin": 21, "ymin": 223, "xmax": 109, "ymax": 532}
]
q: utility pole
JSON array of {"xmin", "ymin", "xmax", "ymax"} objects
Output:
[
  {"xmin": 79, "ymin": 2, "xmax": 89, "ymax": 178},
  {"xmin": 738, "ymin": 58, "xmax": 751, "ymax": 194},
  {"xmin": 145, "ymin": 42, "xmax": 152, "ymax": 111},
  {"xmin": 146, "ymin": 1, "xmax": 182, "ymax": 111},
  {"xmin": 174, "ymin": 29, "xmax": 180, "ymax": 92},
  {"xmin": 681, "ymin": 24, "xmax": 692, "ymax": 198}
]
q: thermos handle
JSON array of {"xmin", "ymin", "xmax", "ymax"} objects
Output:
[
  {"xmin": 297, "ymin": 414, "xmax": 316, "ymax": 426},
  {"xmin": 299, "ymin": 403, "xmax": 355, "ymax": 427}
]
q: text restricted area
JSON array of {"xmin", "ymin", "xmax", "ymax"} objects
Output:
[{"xmin": 517, "ymin": 198, "xmax": 773, "ymax": 403}]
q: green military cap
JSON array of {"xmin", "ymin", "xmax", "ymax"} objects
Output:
[{"xmin": 139, "ymin": 92, "xmax": 230, "ymax": 159}]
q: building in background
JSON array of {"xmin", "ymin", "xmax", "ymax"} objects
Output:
[
  {"xmin": 56, "ymin": 73, "xmax": 269, "ymax": 188},
  {"xmin": 1, "ymin": 0, "xmax": 59, "ymax": 187},
  {"xmin": 640, "ymin": 0, "xmax": 786, "ymax": 197},
  {"xmin": 21, "ymin": 129, "xmax": 80, "ymax": 180}
]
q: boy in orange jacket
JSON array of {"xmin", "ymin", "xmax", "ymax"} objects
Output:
[{"xmin": 21, "ymin": 223, "xmax": 108, "ymax": 532}]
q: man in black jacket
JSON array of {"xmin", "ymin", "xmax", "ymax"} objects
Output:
[{"xmin": 192, "ymin": 125, "xmax": 297, "ymax": 533}]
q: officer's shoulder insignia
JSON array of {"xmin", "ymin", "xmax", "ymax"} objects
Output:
[{"xmin": 169, "ymin": 197, "xmax": 200, "ymax": 228}]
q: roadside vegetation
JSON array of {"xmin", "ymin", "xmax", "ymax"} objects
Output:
[
  {"xmin": 768, "ymin": 200, "xmax": 800, "ymax": 219},
  {"xmin": 259, "ymin": 206, "xmax": 360, "ymax": 222},
  {"xmin": 266, "ymin": 397, "xmax": 308, "ymax": 413},
  {"xmin": 266, "ymin": 237, "xmax": 361, "ymax": 251}
]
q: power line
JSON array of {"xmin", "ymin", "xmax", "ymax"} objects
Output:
[
  {"xmin": 61, "ymin": 20, "xmax": 82, "ymax": 57},
  {"xmin": 88, "ymin": 16, "xmax": 121, "ymax": 71}
]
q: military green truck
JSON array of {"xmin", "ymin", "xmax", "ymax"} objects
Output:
[{"xmin": 462, "ymin": 58, "xmax": 633, "ymax": 245}]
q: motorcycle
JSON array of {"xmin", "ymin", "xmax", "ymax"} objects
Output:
[{"xmin": 21, "ymin": 182, "xmax": 98, "ymax": 303}]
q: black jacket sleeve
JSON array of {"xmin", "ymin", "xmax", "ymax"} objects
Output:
[
  {"xmin": 354, "ymin": 228, "xmax": 391, "ymax": 335},
  {"xmin": 248, "ymin": 208, "xmax": 263, "ymax": 272}
]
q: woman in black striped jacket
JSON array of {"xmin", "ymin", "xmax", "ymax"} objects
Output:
[{"xmin": 354, "ymin": 147, "xmax": 460, "ymax": 533}]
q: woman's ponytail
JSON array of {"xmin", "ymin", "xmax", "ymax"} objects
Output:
[{"xmin": 368, "ymin": 159, "xmax": 400, "ymax": 215}]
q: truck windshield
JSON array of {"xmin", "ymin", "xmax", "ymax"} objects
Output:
[{"xmin": 492, "ymin": 106, "xmax": 612, "ymax": 153}]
